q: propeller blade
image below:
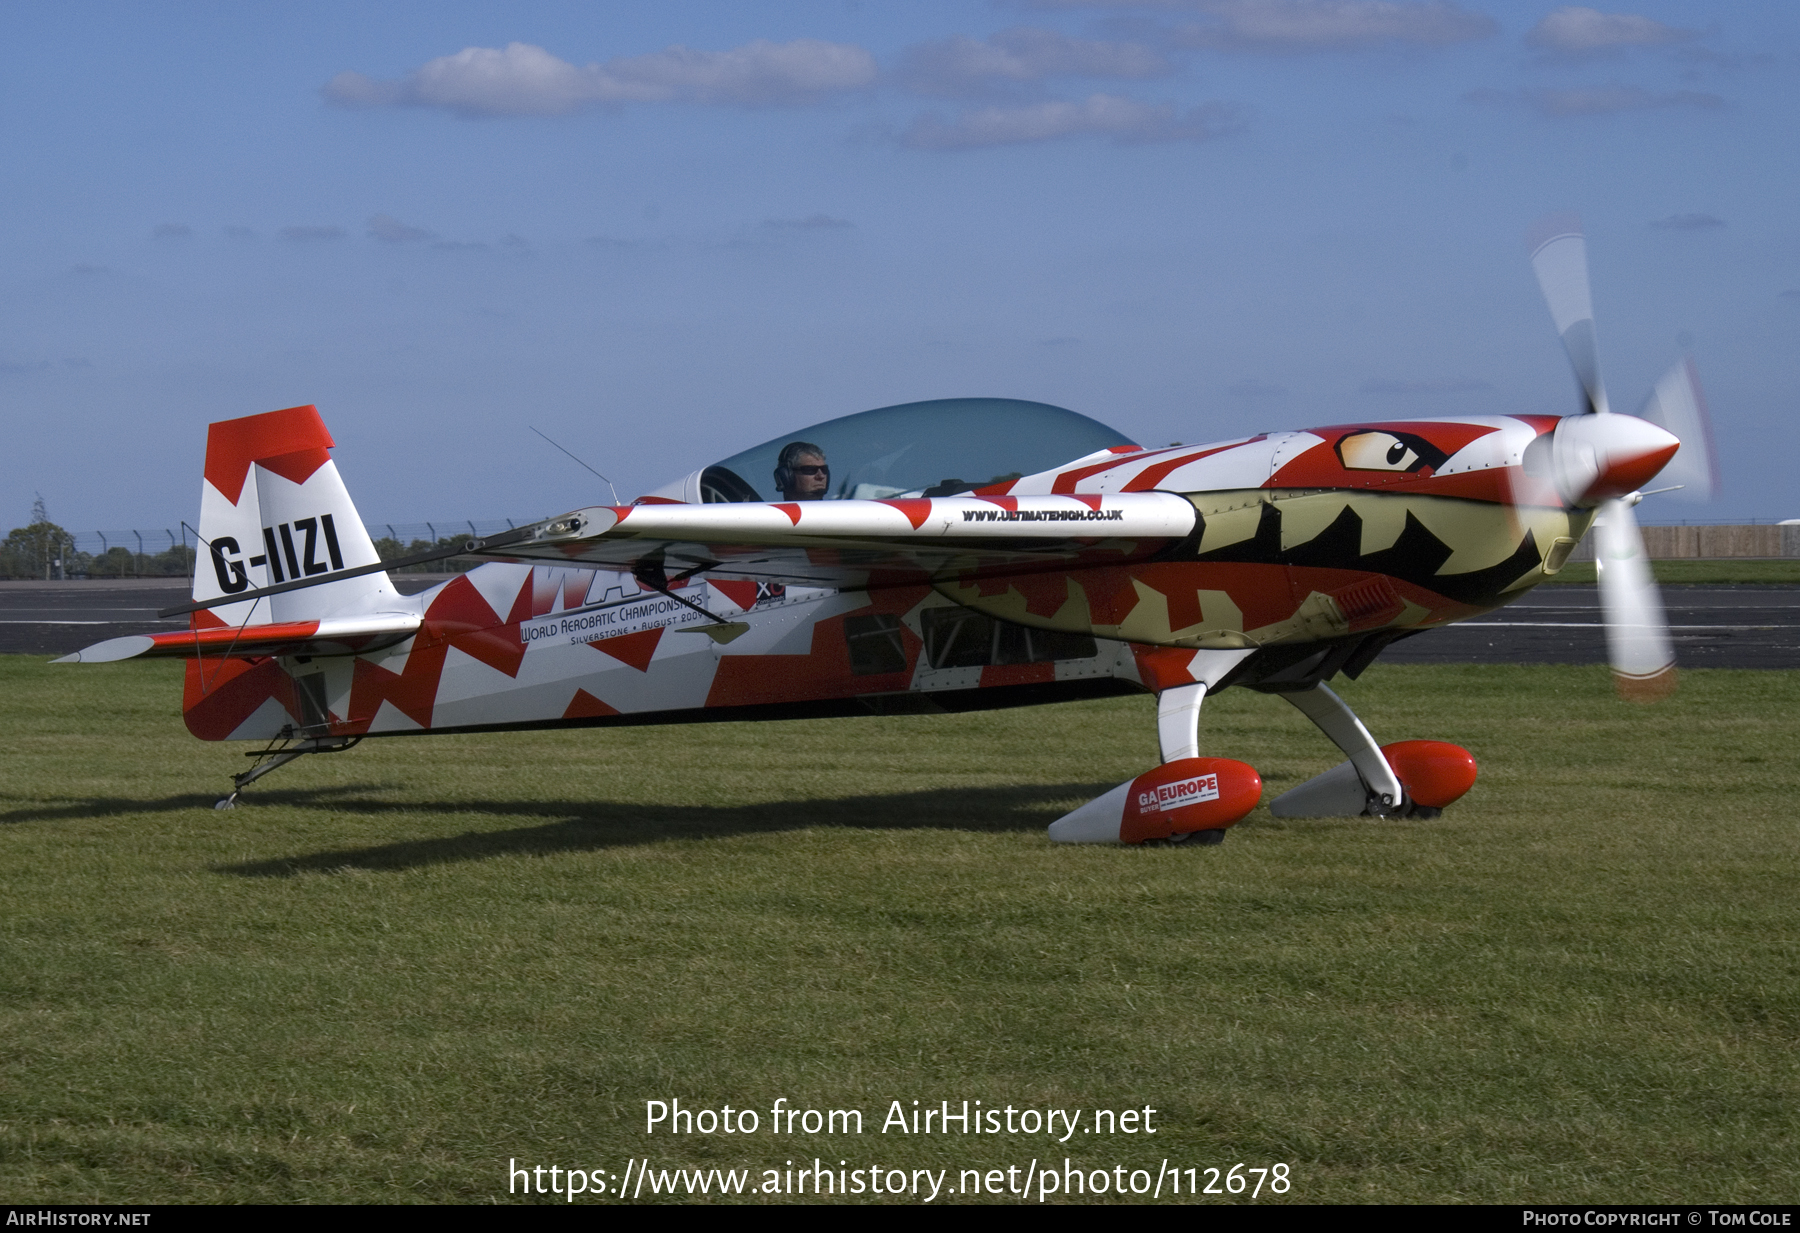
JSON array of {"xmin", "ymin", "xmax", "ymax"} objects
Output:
[
  {"xmin": 1527, "ymin": 216, "xmax": 1678, "ymax": 702},
  {"xmin": 1636, "ymin": 357, "xmax": 1720, "ymax": 503},
  {"xmin": 1528, "ymin": 213, "xmax": 1610, "ymax": 416},
  {"xmin": 1595, "ymin": 496, "xmax": 1677, "ymax": 702}
]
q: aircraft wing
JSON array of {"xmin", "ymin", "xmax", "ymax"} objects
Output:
[
  {"xmin": 53, "ymin": 613, "xmax": 423, "ymax": 663},
  {"xmin": 479, "ymin": 493, "xmax": 1199, "ymax": 588}
]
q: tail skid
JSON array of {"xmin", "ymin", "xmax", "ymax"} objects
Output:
[{"xmin": 212, "ymin": 733, "xmax": 363, "ymax": 811}]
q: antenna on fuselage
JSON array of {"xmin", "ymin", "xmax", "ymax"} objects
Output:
[{"xmin": 530, "ymin": 426, "xmax": 621, "ymax": 507}]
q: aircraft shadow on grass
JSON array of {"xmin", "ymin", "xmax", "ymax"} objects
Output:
[
  {"xmin": 0, "ymin": 782, "xmax": 1123, "ymax": 877},
  {"xmin": 0, "ymin": 783, "xmax": 377, "ymax": 824}
]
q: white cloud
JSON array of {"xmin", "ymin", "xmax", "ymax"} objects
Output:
[
  {"xmin": 325, "ymin": 39, "xmax": 878, "ymax": 118},
  {"xmin": 900, "ymin": 27, "xmax": 1170, "ymax": 97},
  {"xmin": 367, "ymin": 214, "xmax": 436, "ymax": 243},
  {"xmin": 1101, "ymin": 1, "xmax": 1498, "ymax": 51},
  {"xmin": 600, "ymin": 39, "xmax": 879, "ymax": 105},
  {"xmin": 1525, "ymin": 7, "xmax": 1698, "ymax": 53},
  {"xmin": 902, "ymin": 93, "xmax": 1239, "ymax": 149},
  {"xmin": 405, "ymin": 44, "xmax": 599, "ymax": 115},
  {"xmin": 1465, "ymin": 85, "xmax": 1723, "ymax": 116}
]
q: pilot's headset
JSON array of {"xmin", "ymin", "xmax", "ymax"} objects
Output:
[{"xmin": 774, "ymin": 441, "xmax": 828, "ymax": 496}]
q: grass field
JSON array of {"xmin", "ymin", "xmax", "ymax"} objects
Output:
[
  {"xmin": 1545, "ymin": 559, "xmax": 1800, "ymax": 585},
  {"xmin": 1, "ymin": 655, "xmax": 1796, "ymax": 1204}
]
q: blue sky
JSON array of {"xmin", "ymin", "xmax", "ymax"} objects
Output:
[{"xmin": 4, "ymin": 1, "xmax": 1795, "ymax": 529}]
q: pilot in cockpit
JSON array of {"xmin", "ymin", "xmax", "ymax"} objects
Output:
[{"xmin": 775, "ymin": 442, "xmax": 830, "ymax": 501}]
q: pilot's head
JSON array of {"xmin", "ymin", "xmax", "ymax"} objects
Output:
[{"xmin": 776, "ymin": 441, "xmax": 829, "ymax": 501}]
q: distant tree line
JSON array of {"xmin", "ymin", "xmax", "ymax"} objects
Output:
[
  {"xmin": 0, "ymin": 525, "xmax": 483, "ymax": 579},
  {"xmin": 0, "ymin": 519, "xmax": 198, "ymax": 579},
  {"xmin": 3, "ymin": 501, "xmax": 512, "ymax": 580},
  {"xmin": 370, "ymin": 536, "xmax": 477, "ymax": 574}
]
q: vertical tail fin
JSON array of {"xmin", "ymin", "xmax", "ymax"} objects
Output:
[{"xmin": 195, "ymin": 405, "xmax": 398, "ymax": 624}]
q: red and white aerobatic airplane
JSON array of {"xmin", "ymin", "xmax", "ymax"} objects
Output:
[{"xmin": 60, "ymin": 219, "xmax": 1711, "ymax": 843}]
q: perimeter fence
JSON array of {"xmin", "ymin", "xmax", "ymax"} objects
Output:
[
  {"xmin": 0, "ymin": 520, "xmax": 521, "ymax": 580},
  {"xmin": 1566, "ymin": 522, "xmax": 1800, "ymax": 563},
  {"xmin": 5, "ymin": 514, "xmax": 1798, "ymax": 580}
]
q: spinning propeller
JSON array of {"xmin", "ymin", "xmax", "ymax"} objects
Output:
[{"xmin": 1526, "ymin": 214, "xmax": 1711, "ymax": 702}]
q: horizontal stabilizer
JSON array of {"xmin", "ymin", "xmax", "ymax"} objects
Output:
[
  {"xmin": 52, "ymin": 635, "xmax": 158, "ymax": 664},
  {"xmin": 55, "ymin": 613, "xmax": 421, "ymax": 664}
]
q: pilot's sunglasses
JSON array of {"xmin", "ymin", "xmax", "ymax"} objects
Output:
[{"xmin": 792, "ymin": 465, "xmax": 829, "ymax": 476}]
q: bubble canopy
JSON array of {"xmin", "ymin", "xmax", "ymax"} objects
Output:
[{"xmin": 650, "ymin": 398, "xmax": 1138, "ymax": 504}]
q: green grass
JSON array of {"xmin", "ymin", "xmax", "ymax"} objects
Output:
[
  {"xmin": 1545, "ymin": 559, "xmax": 1800, "ymax": 585},
  {"xmin": 2, "ymin": 656, "xmax": 1796, "ymax": 1204}
]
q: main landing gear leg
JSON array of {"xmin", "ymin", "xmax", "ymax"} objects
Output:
[
  {"xmin": 1047, "ymin": 650, "xmax": 1262, "ymax": 845},
  {"xmin": 1156, "ymin": 682, "xmax": 1206, "ymax": 763},
  {"xmin": 214, "ymin": 735, "xmax": 361, "ymax": 810},
  {"xmin": 1269, "ymin": 683, "xmax": 1406, "ymax": 818},
  {"xmin": 1153, "ymin": 683, "xmax": 1225, "ymax": 844}
]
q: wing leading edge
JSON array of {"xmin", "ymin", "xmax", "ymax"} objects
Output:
[{"xmin": 477, "ymin": 493, "xmax": 1199, "ymax": 588}]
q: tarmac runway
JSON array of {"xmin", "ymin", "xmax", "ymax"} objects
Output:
[
  {"xmin": 0, "ymin": 577, "xmax": 445, "ymax": 657},
  {"xmin": 1, "ymin": 579, "xmax": 1795, "ymax": 669},
  {"xmin": 1379, "ymin": 585, "xmax": 1800, "ymax": 671}
]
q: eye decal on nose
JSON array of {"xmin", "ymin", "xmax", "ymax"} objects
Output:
[{"xmin": 1336, "ymin": 431, "xmax": 1450, "ymax": 474}]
